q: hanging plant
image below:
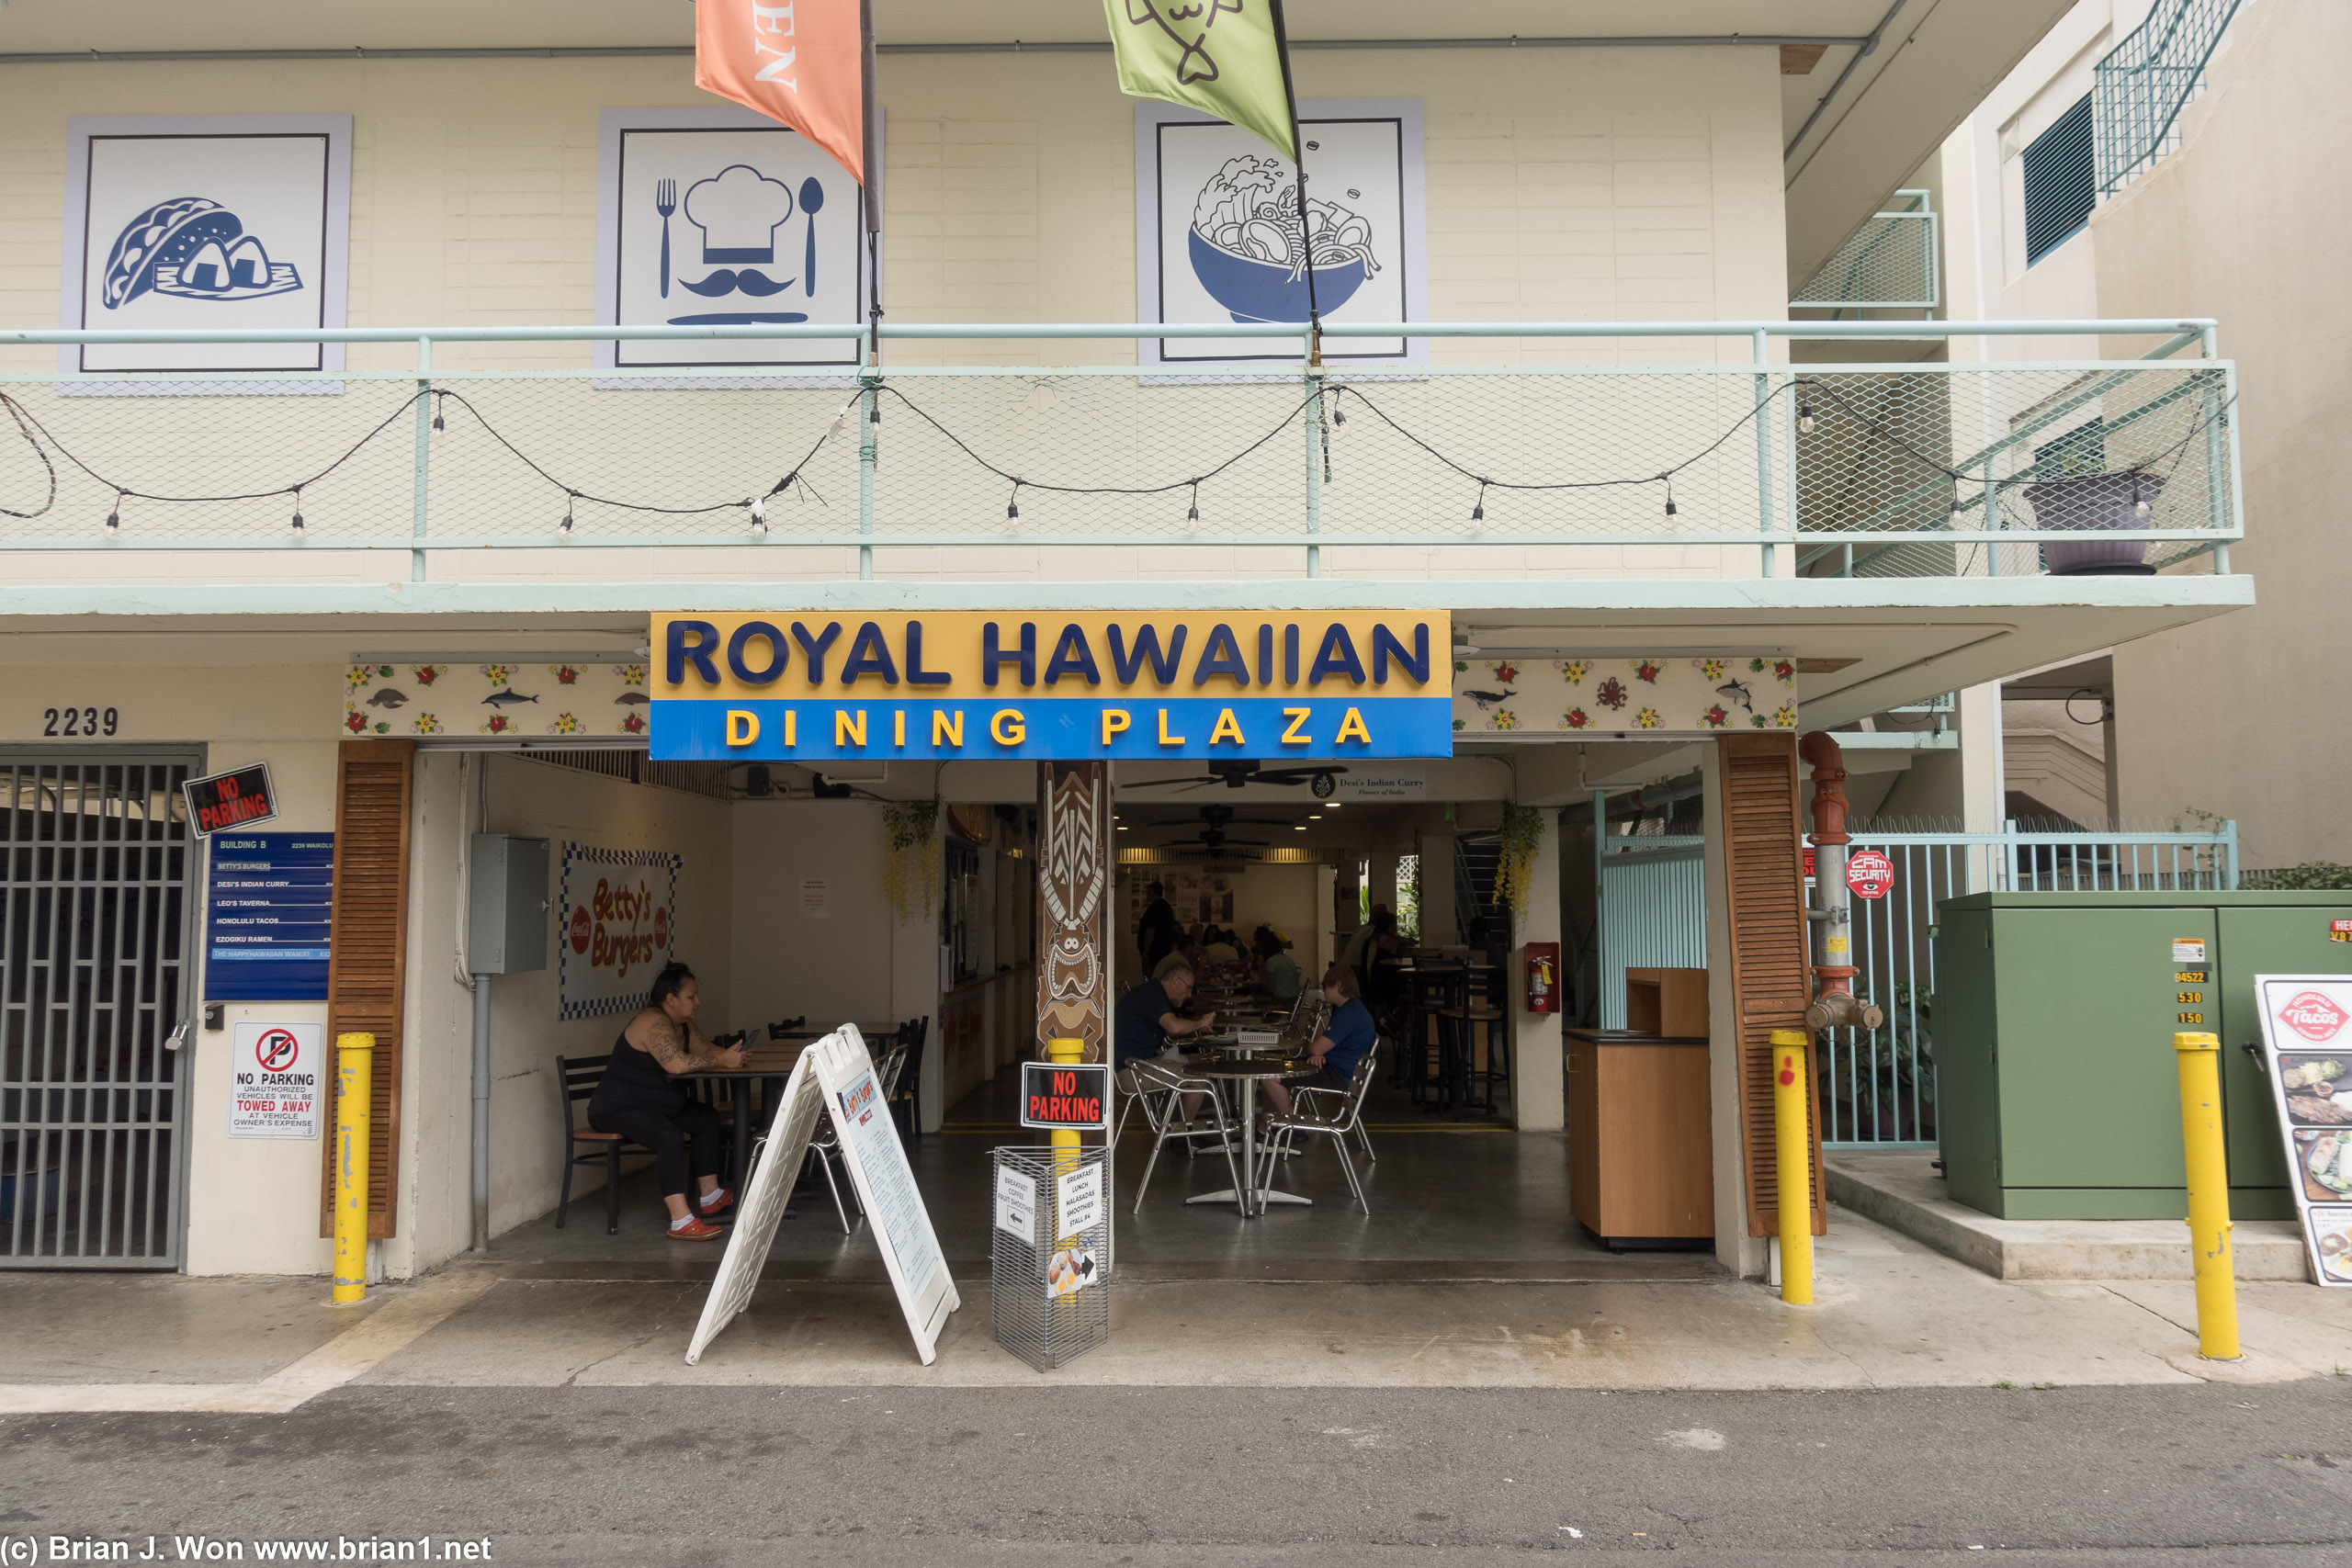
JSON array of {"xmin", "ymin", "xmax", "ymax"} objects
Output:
[
  {"xmin": 882, "ymin": 798, "xmax": 942, "ymax": 922},
  {"xmin": 1492, "ymin": 804, "xmax": 1548, "ymax": 919}
]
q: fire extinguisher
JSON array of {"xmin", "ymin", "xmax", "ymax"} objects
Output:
[{"xmin": 1524, "ymin": 942, "xmax": 1560, "ymax": 1016}]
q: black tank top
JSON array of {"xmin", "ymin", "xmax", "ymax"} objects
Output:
[{"xmin": 588, "ymin": 1020, "xmax": 684, "ymax": 1114}]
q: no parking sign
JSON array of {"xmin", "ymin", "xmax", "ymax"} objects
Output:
[{"xmin": 229, "ymin": 1021, "xmax": 323, "ymax": 1139}]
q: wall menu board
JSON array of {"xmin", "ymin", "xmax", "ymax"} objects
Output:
[
  {"xmin": 2255, "ymin": 974, "xmax": 2352, "ymax": 1286},
  {"xmin": 204, "ymin": 832, "xmax": 333, "ymax": 1001}
]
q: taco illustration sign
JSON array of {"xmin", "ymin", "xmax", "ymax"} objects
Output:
[{"xmin": 61, "ymin": 115, "xmax": 350, "ymax": 374}]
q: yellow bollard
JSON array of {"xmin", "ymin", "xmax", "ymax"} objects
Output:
[
  {"xmin": 1771, "ymin": 1027, "xmax": 1815, "ymax": 1304},
  {"xmin": 2174, "ymin": 1032, "xmax": 2241, "ymax": 1359},
  {"xmin": 1046, "ymin": 1037, "xmax": 1085, "ymax": 1175},
  {"xmin": 331, "ymin": 1032, "xmax": 374, "ymax": 1305}
]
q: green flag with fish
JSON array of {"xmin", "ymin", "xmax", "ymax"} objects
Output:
[{"xmin": 1103, "ymin": 0, "xmax": 1298, "ymax": 161}]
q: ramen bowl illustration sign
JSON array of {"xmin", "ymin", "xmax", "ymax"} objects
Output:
[{"xmin": 1188, "ymin": 156, "xmax": 1376, "ymax": 323}]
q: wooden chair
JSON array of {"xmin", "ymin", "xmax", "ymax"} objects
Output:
[{"xmin": 554, "ymin": 1052, "xmax": 649, "ymax": 1235}]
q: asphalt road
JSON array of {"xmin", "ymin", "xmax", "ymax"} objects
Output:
[{"xmin": 3, "ymin": 1382, "xmax": 2348, "ymax": 1565}]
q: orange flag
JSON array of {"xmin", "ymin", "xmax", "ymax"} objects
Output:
[{"xmin": 695, "ymin": 0, "xmax": 875, "ymax": 192}]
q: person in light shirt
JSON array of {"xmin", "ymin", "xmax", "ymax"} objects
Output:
[{"xmin": 1253, "ymin": 927, "xmax": 1301, "ymax": 1000}]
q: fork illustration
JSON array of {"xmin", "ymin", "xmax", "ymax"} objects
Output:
[{"xmin": 655, "ymin": 178, "xmax": 678, "ymax": 299}]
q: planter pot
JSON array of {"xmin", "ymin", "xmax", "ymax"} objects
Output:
[{"xmin": 2025, "ymin": 471, "xmax": 2165, "ymax": 576}]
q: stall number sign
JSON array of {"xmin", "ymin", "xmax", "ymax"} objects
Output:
[
  {"xmin": 229, "ymin": 1021, "xmax": 322, "ymax": 1139},
  {"xmin": 184, "ymin": 762, "xmax": 278, "ymax": 837},
  {"xmin": 1021, "ymin": 1062, "xmax": 1111, "ymax": 1130},
  {"xmin": 1845, "ymin": 850, "xmax": 1895, "ymax": 900}
]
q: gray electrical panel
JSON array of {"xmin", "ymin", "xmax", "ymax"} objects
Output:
[{"xmin": 468, "ymin": 834, "xmax": 549, "ymax": 975}]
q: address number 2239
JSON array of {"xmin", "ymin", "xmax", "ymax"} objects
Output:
[{"xmin": 41, "ymin": 706, "xmax": 120, "ymax": 738}]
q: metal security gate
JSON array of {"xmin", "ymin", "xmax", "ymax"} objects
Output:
[
  {"xmin": 1818, "ymin": 825, "xmax": 2238, "ymax": 1146},
  {"xmin": 2, "ymin": 751, "xmax": 201, "ymax": 1267}
]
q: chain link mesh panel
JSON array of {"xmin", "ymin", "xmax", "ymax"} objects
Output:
[
  {"xmin": 0, "ymin": 360, "xmax": 2234, "ymax": 573},
  {"xmin": 1792, "ymin": 205, "xmax": 1939, "ymax": 309}
]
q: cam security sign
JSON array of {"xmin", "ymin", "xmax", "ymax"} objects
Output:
[{"xmin": 650, "ymin": 612, "xmax": 1453, "ymax": 761}]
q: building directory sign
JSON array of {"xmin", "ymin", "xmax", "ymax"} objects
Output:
[
  {"xmin": 204, "ymin": 832, "xmax": 333, "ymax": 1002},
  {"xmin": 649, "ymin": 611, "xmax": 1453, "ymax": 762}
]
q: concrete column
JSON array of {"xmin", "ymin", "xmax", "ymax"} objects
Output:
[
  {"xmin": 1420, "ymin": 830, "xmax": 1456, "ymax": 945},
  {"xmin": 1957, "ymin": 682, "xmax": 2004, "ymax": 835},
  {"xmin": 1700, "ymin": 744, "xmax": 1769, "ymax": 1279},
  {"xmin": 1510, "ymin": 808, "xmax": 1564, "ymax": 1132}
]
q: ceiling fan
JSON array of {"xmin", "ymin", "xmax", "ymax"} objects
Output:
[
  {"xmin": 1146, "ymin": 803, "xmax": 1293, "ymax": 857},
  {"xmin": 1130, "ymin": 759, "xmax": 1349, "ymax": 795}
]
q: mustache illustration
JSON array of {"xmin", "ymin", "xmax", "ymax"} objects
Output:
[{"xmin": 677, "ymin": 268, "xmax": 796, "ymax": 298}]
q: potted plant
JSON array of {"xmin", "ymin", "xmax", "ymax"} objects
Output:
[{"xmin": 2024, "ymin": 468, "xmax": 2165, "ymax": 575}]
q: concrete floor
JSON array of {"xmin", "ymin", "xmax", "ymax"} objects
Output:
[{"xmin": 498, "ymin": 1069, "xmax": 1678, "ymax": 1278}]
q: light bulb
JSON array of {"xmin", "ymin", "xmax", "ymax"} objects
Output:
[
  {"xmin": 104, "ymin": 494, "xmax": 121, "ymax": 535},
  {"xmin": 748, "ymin": 496, "xmax": 768, "ymax": 534},
  {"xmin": 430, "ymin": 397, "xmax": 445, "ymax": 433},
  {"xmin": 1798, "ymin": 400, "xmax": 1815, "ymax": 434},
  {"xmin": 1471, "ymin": 485, "xmax": 1486, "ymax": 524},
  {"xmin": 289, "ymin": 490, "xmax": 304, "ymax": 534},
  {"xmin": 1006, "ymin": 486, "xmax": 1020, "ymax": 522},
  {"xmin": 560, "ymin": 494, "xmax": 575, "ymax": 536},
  {"xmin": 828, "ymin": 404, "xmax": 849, "ymax": 440},
  {"xmin": 1664, "ymin": 497, "xmax": 1678, "ymax": 517},
  {"xmin": 1186, "ymin": 487, "xmax": 1200, "ymax": 525}
]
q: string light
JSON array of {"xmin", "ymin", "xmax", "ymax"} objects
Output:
[
  {"xmin": 289, "ymin": 486, "xmax": 304, "ymax": 534},
  {"xmin": 105, "ymin": 491, "xmax": 122, "ymax": 535},
  {"xmin": 1797, "ymin": 399, "xmax": 1815, "ymax": 434},
  {"xmin": 828, "ymin": 404, "xmax": 850, "ymax": 441},
  {"xmin": 431, "ymin": 392, "xmax": 446, "ymax": 433},
  {"xmin": 1661, "ymin": 475, "xmax": 1677, "ymax": 518},
  {"xmin": 2132, "ymin": 477, "xmax": 2152, "ymax": 517},
  {"xmin": 1185, "ymin": 481, "xmax": 1200, "ymax": 526},
  {"xmin": 560, "ymin": 491, "xmax": 576, "ymax": 536},
  {"xmin": 1005, "ymin": 481, "xmax": 1021, "ymax": 522},
  {"xmin": 747, "ymin": 495, "xmax": 768, "ymax": 534},
  {"xmin": 1470, "ymin": 479, "xmax": 1487, "ymax": 524}
]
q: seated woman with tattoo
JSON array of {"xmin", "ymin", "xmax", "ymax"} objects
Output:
[{"xmin": 585, "ymin": 961, "xmax": 745, "ymax": 1240}]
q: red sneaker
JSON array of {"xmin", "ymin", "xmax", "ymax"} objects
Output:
[
  {"xmin": 696, "ymin": 1189, "xmax": 736, "ymax": 1219},
  {"xmin": 667, "ymin": 1215, "xmax": 725, "ymax": 1242}
]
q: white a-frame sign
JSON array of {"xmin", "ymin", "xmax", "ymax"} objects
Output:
[{"xmin": 686, "ymin": 1025, "xmax": 959, "ymax": 1365}]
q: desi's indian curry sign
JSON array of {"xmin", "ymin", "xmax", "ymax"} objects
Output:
[{"xmin": 649, "ymin": 613, "xmax": 1453, "ymax": 761}]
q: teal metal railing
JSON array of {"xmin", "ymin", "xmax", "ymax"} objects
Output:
[
  {"xmin": 0, "ymin": 319, "xmax": 2240, "ymax": 583},
  {"xmin": 2096, "ymin": 0, "xmax": 2245, "ymax": 197},
  {"xmin": 1791, "ymin": 191, "xmax": 1939, "ymax": 311}
]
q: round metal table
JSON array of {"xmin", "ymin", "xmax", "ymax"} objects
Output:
[{"xmin": 1177, "ymin": 1054, "xmax": 1315, "ymax": 1217}]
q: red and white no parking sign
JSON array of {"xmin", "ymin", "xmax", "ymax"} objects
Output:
[{"xmin": 1846, "ymin": 850, "xmax": 1896, "ymax": 900}]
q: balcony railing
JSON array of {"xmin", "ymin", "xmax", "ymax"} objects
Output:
[
  {"xmin": 1791, "ymin": 191, "xmax": 1939, "ymax": 311},
  {"xmin": 0, "ymin": 321, "xmax": 2240, "ymax": 582},
  {"xmin": 2096, "ymin": 0, "xmax": 2244, "ymax": 197}
]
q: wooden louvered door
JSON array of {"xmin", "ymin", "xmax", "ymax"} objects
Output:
[
  {"xmin": 1717, "ymin": 733, "xmax": 1825, "ymax": 1237},
  {"xmin": 317, "ymin": 741, "xmax": 413, "ymax": 1239}
]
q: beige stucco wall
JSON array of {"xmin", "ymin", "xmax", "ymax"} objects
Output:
[
  {"xmin": 0, "ymin": 47, "xmax": 1791, "ymax": 590},
  {"xmin": 2078, "ymin": 0, "xmax": 2334, "ymax": 867}
]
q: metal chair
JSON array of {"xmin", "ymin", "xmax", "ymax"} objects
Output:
[
  {"xmin": 1125, "ymin": 1058, "xmax": 1242, "ymax": 1212},
  {"xmin": 1257, "ymin": 1050, "xmax": 1381, "ymax": 1213}
]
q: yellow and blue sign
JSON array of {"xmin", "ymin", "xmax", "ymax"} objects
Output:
[{"xmin": 650, "ymin": 612, "xmax": 1453, "ymax": 761}]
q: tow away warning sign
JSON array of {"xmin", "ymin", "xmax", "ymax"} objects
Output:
[{"xmin": 230, "ymin": 1021, "xmax": 323, "ymax": 1139}]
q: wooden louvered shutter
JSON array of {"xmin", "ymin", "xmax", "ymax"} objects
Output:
[
  {"xmin": 1718, "ymin": 733, "xmax": 1826, "ymax": 1238},
  {"xmin": 318, "ymin": 740, "xmax": 413, "ymax": 1239}
]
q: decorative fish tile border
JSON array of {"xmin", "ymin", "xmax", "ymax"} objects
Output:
[
  {"xmin": 1449, "ymin": 655, "xmax": 1798, "ymax": 740},
  {"xmin": 343, "ymin": 661, "xmax": 651, "ymax": 739}
]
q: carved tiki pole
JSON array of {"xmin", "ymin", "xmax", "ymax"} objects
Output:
[{"xmin": 1035, "ymin": 761, "xmax": 1114, "ymax": 1063}]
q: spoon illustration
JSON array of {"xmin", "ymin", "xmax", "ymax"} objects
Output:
[{"xmin": 800, "ymin": 176, "xmax": 824, "ymax": 295}]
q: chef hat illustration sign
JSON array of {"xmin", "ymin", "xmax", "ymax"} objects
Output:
[
  {"xmin": 63, "ymin": 117, "xmax": 349, "ymax": 374},
  {"xmin": 596, "ymin": 107, "xmax": 876, "ymax": 371}
]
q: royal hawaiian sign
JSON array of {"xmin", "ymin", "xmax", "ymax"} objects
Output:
[{"xmin": 650, "ymin": 612, "xmax": 1453, "ymax": 762}]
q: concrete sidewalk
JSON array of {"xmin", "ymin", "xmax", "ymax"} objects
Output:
[{"xmin": 5, "ymin": 1206, "xmax": 2350, "ymax": 1411}]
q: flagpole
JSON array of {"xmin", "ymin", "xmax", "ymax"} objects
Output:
[
  {"xmin": 1267, "ymin": 0, "xmax": 1320, "ymax": 366},
  {"xmin": 861, "ymin": 0, "xmax": 881, "ymax": 370}
]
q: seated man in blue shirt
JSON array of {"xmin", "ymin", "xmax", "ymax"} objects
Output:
[
  {"xmin": 1114, "ymin": 961, "xmax": 1216, "ymax": 1123},
  {"xmin": 1262, "ymin": 963, "xmax": 1376, "ymax": 1118}
]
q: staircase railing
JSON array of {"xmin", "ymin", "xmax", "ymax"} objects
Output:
[{"xmin": 2096, "ymin": 0, "xmax": 2244, "ymax": 197}]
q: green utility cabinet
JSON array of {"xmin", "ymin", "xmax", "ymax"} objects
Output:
[{"xmin": 1934, "ymin": 891, "xmax": 2352, "ymax": 1221}]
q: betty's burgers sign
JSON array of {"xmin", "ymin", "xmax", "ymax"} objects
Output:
[{"xmin": 558, "ymin": 842, "xmax": 683, "ymax": 1021}]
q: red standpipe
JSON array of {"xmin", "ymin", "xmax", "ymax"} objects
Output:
[{"xmin": 1798, "ymin": 730, "xmax": 1885, "ymax": 1033}]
